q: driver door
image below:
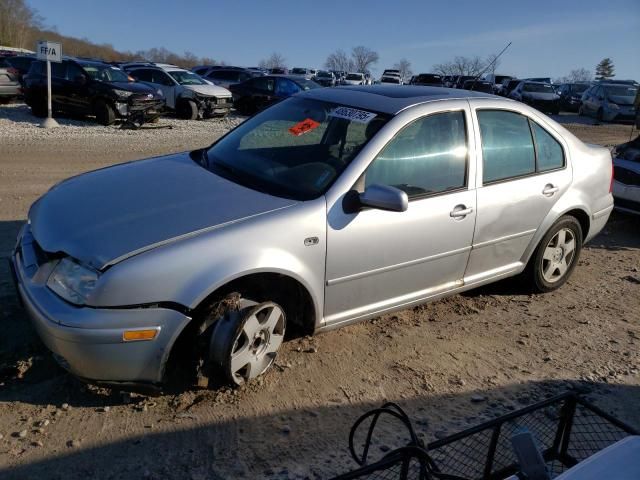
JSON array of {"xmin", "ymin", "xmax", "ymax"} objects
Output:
[{"xmin": 324, "ymin": 106, "xmax": 477, "ymax": 327}]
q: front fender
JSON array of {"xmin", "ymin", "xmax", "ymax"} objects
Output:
[{"xmin": 88, "ymin": 198, "xmax": 327, "ymax": 328}]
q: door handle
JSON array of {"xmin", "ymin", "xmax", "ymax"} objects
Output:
[
  {"xmin": 450, "ymin": 205, "xmax": 474, "ymax": 218},
  {"xmin": 542, "ymin": 184, "xmax": 559, "ymax": 196}
]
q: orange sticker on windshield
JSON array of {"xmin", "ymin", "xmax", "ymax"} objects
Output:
[{"xmin": 289, "ymin": 118, "xmax": 320, "ymax": 136}]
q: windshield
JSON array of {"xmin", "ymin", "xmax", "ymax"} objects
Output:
[
  {"xmin": 604, "ymin": 85, "xmax": 637, "ymax": 97},
  {"xmin": 169, "ymin": 70, "xmax": 207, "ymax": 85},
  {"xmin": 291, "ymin": 68, "xmax": 306, "ymax": 74},
  {"xmin": 346, "ymin": 74, "xmax": 363, "ymax": 80},
  {"xmin": 523, "ymin": 83, "xmax": 555, "ymax": 93},
  {"xmin": 82, "ymin": 64, "xmax": 130, "ymax": 82},
  {"xmin": 204, "ymin": 97, "xmax": 389, "ymax": 200},
  {"xmin": 317, "ymin": 71, "xmax": 332, "ymax": 78}
]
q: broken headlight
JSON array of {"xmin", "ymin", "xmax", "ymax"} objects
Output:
[
  {"xmin": 47, "ymin": 258, "xmax": 99, "ymax": 305},
  {"xmin": 113, "ymin": 89, "xmax": 134, "ymax": 99}
]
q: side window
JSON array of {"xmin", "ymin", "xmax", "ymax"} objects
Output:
[
  {"xmin": 152, "ymin": 70, "xmax": 173, "ymax": 86},
  {"xmin": 65, "ymin": 63, "xmax": 85, "ymax": 81},
  {"xmin": 251, "ymin": 77, "xmax": 275, "ymax": 92},
  {"xmin": 276, "ymin": 79, "xmax": 301, "ymax": 96},
  {"xmin": 131, "ymin": 69, "xmax": 152, "ymax": 82},
  {"xmin": 531, "ymin": 121, "xmax": 564, "ymax": 171},
  {"xmin": 365, "ymin": 111, "xmax": 468, "ymax": 198},
  {"xmin": 51, "ymin": 62, "xmax": 67, "ymax": 78},
  {"xmin": 478, "ymin": 110, "xmax": 535, "ymax": 183}
]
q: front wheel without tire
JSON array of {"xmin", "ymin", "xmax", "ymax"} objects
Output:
[
  {"xmin": 209, "ymin": 301, "xmax": 286, "ymax": 386},
  {"xmin": 527, "ymin": 216, "xmax": 582, "ymax": 293}
]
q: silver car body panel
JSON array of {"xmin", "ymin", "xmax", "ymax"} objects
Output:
[
  {"xmin": 13, "ymin": 87, "xmax": 614, "ymax": 384},
  {"xmin": 29, "ymin": 154, "xmax": 298, "ymax": 270}
]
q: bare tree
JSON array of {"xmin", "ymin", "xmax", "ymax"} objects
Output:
[
  {"xmin": 393, "ymin": 58, "xmax": 413, "ymax": 81},
  {"xmin": 351, "ymin": 46, "xmax": 379, "ymax": 73},
  {"xmin": 555, "ymin": 68, "xmax": 593, "ymax": 84},
  {"xmin": 258, "ymin": 52, "xmax": 287, "ymax": 70},
  {"xmin": 0, "ymin": 0, "xmax": 41, "ymax": 48},
  {"xmin": 433, "ymin": 55, "xmax": 486, "ymax": 77},
  {"xmin": 325, "ymin": 49, "xmax": 354, "ymax": 72}
]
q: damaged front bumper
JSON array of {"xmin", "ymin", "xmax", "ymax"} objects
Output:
[
  {"xmin": 116, "ymin": 95, "xmax": 166, "ymax": 123},
  {"xmin": 10, "ymin": 223, "xmax": 191, "ymax": 386},
  {"xmin": 196, "ymin": 95, "xmax": 233, "ymax": 117}
]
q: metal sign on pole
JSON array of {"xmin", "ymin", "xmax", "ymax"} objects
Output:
[{"xmin": 36, "ymin": 40, "xmax": 62, "ymax": 128}]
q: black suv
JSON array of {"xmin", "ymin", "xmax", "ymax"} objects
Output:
[{"xmin": 23, "ymin": 58, "xmax": 165, "ymax": 125}]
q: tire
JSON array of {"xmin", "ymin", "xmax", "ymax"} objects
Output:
[
  {"xmin": 596, "ymin": 108, "xmax": 604, "ymax": 123},
  {"xmin": 526, "ymin": 216, "xmax": 583, "ymax": 293},
  {"xmin": 578, "ymin": 105, "xmax": 584, "ymax": 116},
  {"xmin": 94, "ymin": 99, "xmax": 116, "ymax": 126},
  {"xmin": 193, "ymin": 294, "xmax": 286, "ymax": 388},
  {"xmin": 177, "ymin": 99, "xmax": 198, "ymax": 120}
]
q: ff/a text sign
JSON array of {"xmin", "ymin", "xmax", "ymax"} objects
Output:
[{"xmin": 36, "ymin": 40, "xmax": 62, "ymax": 63}]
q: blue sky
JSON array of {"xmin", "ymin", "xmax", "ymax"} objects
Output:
[{"xmin": 29, "ymin": 0, "xmax": 640, "ymax": 79}]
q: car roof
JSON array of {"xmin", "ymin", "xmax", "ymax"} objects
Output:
[{"xmin": 299, "ymin": 85, "xmax": 494, "ymax": 114}]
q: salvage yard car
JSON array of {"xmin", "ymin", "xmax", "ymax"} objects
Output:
[
  {"xmin": 229, "ymin": 74, "xmax": 320, "ymax": 114},
  {"xmin": 23, "ymin": 58, "xmax": 165, "ymax": 125},
  {"xmin": 125, "ymin": 64, "xmax": 233, "ymax": 119},
  {"xmin": 509, "ymin": 81, "xmax": 560, "ymax": 114},
  {"xmin": 579, "ymin": 83, "xmax": 638, "ymax": 123},
  {"xmin": 11, "ymin": 86, "xmax": 614, "ymax": 390}
]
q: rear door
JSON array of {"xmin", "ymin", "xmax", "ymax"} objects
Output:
[
  {"xmin": 464, "ymin": 100, "xmax": 571, "ymax": 284},
  {"xmin": 63, "ymin": 62, "xmax": 91, "ymax": 113}
]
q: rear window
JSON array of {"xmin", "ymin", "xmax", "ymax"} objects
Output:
[{"xmin": 478, "ymin": 110, "xmax": 535, "ymax": 183}]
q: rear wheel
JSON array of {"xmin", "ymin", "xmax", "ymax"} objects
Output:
[
  {"xmin": 526, "ymin": 216, "xmax": 582, "ymax": 293},
  {"xmin": 94, "ymin": 100, "xmax": 116, "ymax": 126},
  {"xmin": 177, "ymin": 99, "xmax": 198, "ymax": 120},
  {"xmin": 596, "ymin": 108, "xmax": 604, "ymax": 123}
]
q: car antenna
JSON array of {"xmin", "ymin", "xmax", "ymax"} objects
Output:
[{"xmin": 469, "ymin": 42, "xmax": 512, "ymax": 92}]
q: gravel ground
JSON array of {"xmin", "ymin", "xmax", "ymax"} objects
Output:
[{"xmin": 0, "ymin": 103, "xmax": 638, "ymax": 479}]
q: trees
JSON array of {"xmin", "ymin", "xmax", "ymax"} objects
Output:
[
  {"xmin": 433, "ymin": 55, "xmax": 486, "ymax": 77},
  {"xmin": 595, "ymin": 58, "xmax": 615, "ymax": 80},
  {"xmin": 555, "ymin": 68, "xmax": 593, "ymax": 84},
  {"xmin": 351, "ymin": 46, "xmax": 379, "ymax": 73},
  {"xmin": 325, "ymin": 46, "xmax": 379, "ymax": 73},
  {"xmin": 393, "ymin": 58, "xmax": 412, "ymax": 80},
  {"xmin": 325, "ymin": 49, "xmax": 354, "ymax": 72},
  {"xmin": 258, "ymin": 52, "xmax": 287, "ymax": 70},
  {"xmin": 0, "ymin": 0, "xmax": 41, "ymax": 48}
]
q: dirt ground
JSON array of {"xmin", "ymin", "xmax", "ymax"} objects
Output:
[{"xmin": 0, "ymin": 108, "xmax": 639, "ymax": 480}]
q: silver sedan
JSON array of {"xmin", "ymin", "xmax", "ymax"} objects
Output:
[{"xmin": 11, "ymin": 85, "xmax": 614, "ymax": 390}]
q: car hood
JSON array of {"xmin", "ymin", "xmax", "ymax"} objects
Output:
[
  {"xmin": 29, "ymin": 153, "xmax": 297, "ymax": 270},
  {"xmin": 109, "ymin": 81, "xmax": 155, "ymax": 94},
  {"xmin": 186, "ymin": 84, "xmax": 232, "ymax": 97},
  {"xmin": 524, "ymin": 92, "xmax": 558, "ymax": 100},
  {"xmin": 608, "ymin": 95, "xmax": 634, "ymax": 106}
]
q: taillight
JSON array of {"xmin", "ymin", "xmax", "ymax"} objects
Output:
[
  {"xmin": 609, "ymin": 157, "xmax": 614, "ymax": 193},
  {"xmin": 7, "ymin": 67, "xmax": 19, "ymax": 76}
]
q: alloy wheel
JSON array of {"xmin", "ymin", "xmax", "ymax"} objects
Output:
[{"xmin": 541, "ymin": 228, "xmax": 576, "ymax": 283}]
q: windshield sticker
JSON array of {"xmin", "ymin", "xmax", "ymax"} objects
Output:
[
  {"xmin": 289, "ymin": 118, "xmax": 321, "ymax": 136},
  {"xmin": 329, "ymin": 106, "xmax": 377, "ymax": 124}
]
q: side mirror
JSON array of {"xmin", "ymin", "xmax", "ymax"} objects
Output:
[
  {"xmin": 74, "ymin": 74, "xmax": 87, "ymax": 85},
  {"xmin": 348, "ymin": 184, "xmax": 408, "ymax": 213}
]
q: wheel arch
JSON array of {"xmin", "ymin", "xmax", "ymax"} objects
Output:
[
  {"xmin": 522, "ymin": 205, "xmax": 591, "ymax": 267},
  {"xmin": 161, "ymin": 270, "xmax": 317, "ymax": 385}
]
